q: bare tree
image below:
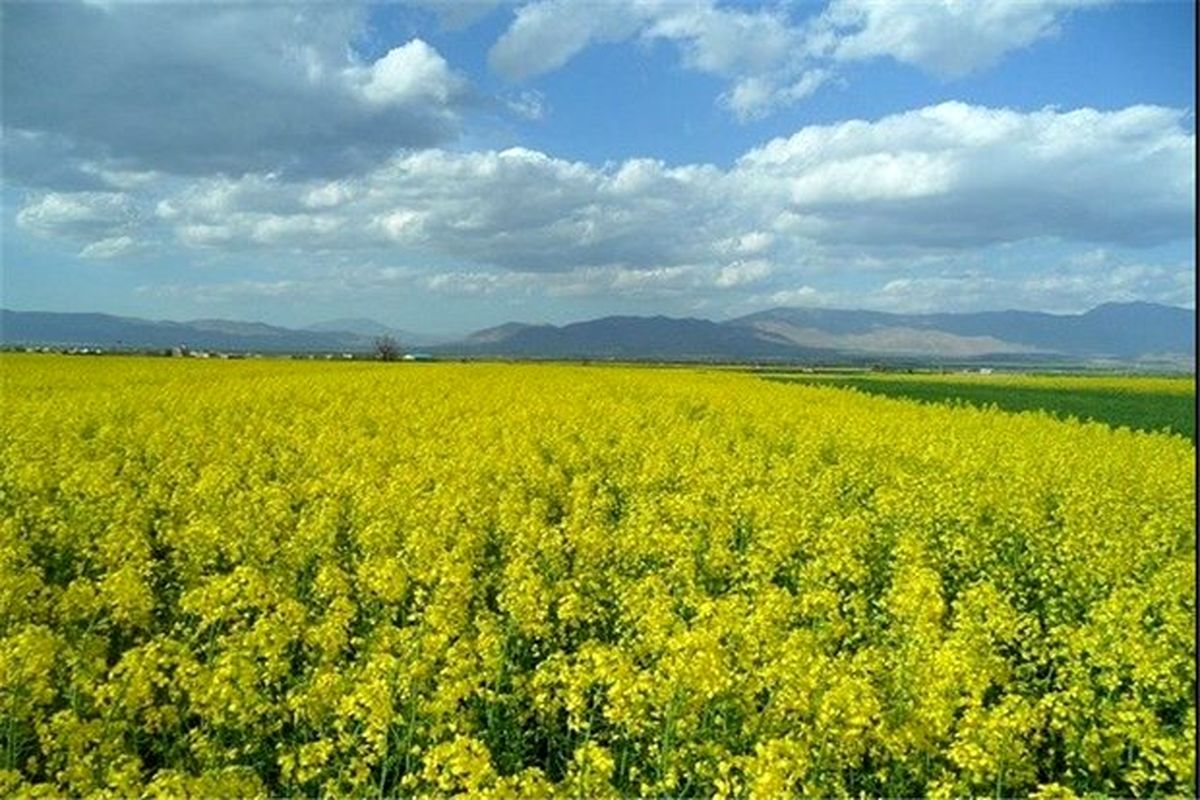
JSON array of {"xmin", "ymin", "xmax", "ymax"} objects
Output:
[{"xmin": 374, "ymin": 335, "xmax": 401, "ymax": 361}]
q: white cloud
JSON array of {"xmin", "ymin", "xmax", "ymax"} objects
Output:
[
  {"xmin": 20, "ymin": 103, "xmax": 1194, "ymax": 309},
  {"xmin": 486, "ymin": 0, "xmax": 1109, "ymax": 120},
  {"xmin": 489, "ymin": 0, "xmax": 645, "ymax": 81},
  {"xmin": 504, "ymin": 89, "xmax": 550, "ymax": 121},
  {"xmin": 722, "ymin": 69, "xmax": 831, "ymax": 122},
  {"xmin": 79, "ymin": 235, "xmax": 139, "ymax": 260},
  {"xmin": 15, "ymin": 191, "xmax": 146, "ymax": 259},
  {"xmin": 425, "ymin": 271, "xmax": 508, "ymax": 295},
  {"xmin": 643, "ymin": 3, "xmax": 796, "ymax": 76},
  {"xmin": 136, "ymin": 262, "xmax": 427, "ymax": 305},
  {"xmin": 715, "ymin": 259, "xmax": 773, "ymax": 288},
  {"xmin": 489, "ymin": 0, "xmax": 805, "ymax": 85},
  {"xmin": 2, "ymin": 3, "xmax": 469, "ymax": 178},
  {"xmin": 144, "ymin": 104, "xmax": 1186, "ymax": 262},
  {"xmin": 763, "ymin": 285, "xmax": 826, "ymax": 307},
  {"xmin": 865, "ymin": 261, "xmax": 1195, "ymax": 314},
  {"xmin": 734, "ymin": 103, "xmax": 1195, "ymax": 248},
  {"xmin": 140, "ymin": 278, "xmax": 309, "ymax": 304},
  {"xmin": 488, "ymin": 0, "xmax": 812, "ymax": 118},
  {"xmin": 16, "ymin": 191, "xmax": 136, "ymax": 239},
  {"xmin": 741, "ymin": 257, "xmax": 1194, "ymax": 316},
  {"xmin": 302, "ymin": 181, "xmax": 360, "ymax": 210},
  {"xmin": 816, "ymin": 0, "xmax": 1107, "ymax": 78},
  {"xmin": 718, "ymin": 231, "xmax": 775, "ymax": 257},
  {"xmin": 151, "ymin": 146, "xmax": 741, "ymax": 273},
  {"xmin": 350, "ymin": 39, "xmax": 466, "ymax": 107},
  {"xmin": 423, "ymin": 262, "xmax": 746, "ymax": 299}
]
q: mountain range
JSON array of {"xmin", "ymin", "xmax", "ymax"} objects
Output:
[
  {"xmin": 1, "ymin": 302, "xmax": 1194, "ymax": 366},
  {"xmin": 302, "ymin": 318, "xmax": 451, "ymax": 345}
]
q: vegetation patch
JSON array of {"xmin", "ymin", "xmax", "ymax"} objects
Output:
[
  {"xmin": 2, "ymin": 356, "xmax": 1194, "ymax": 797},
  {"xmin": 765, "ymin": 372, "xmax": 1196, "ymax": 439}
]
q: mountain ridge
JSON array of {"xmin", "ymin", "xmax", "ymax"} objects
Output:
[
  {"xmin": 725, "ymin": 301, "xmax": 1195, "ymax": 360},
  {"xmin": 303, "ymin": 318, "xmax": 447, "ymax": 345},
  {"xmin": 2, "ymin": 302, "xmax": 1193, "ymax": 365}
]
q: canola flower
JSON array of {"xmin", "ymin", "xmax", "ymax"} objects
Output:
[
  {"xmin": 0, "ymin": 355, "xmax": 1194, "ymax": 797},
  {"xmin": 763, "ymin": 371, "xmax": 1196, "ymax": 397}
]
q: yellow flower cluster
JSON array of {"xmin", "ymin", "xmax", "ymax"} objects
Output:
[
  {"xmin": 1, "ymin": 356, "xmax": 1193, "ymax": 797},
  {"xmin": 768, "ymin": 370, "xmax": 1196, "ymax": 396}
]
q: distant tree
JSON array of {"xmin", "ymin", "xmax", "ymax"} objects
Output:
[{"xmin": 374, "ymin": 335, "xmax": 401, "ymax": 361}]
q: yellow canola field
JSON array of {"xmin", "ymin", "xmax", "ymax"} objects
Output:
[
  {"xmin": 1, "ymin": 356, "xmax": 1194, "ymax": 798},
  {"xmin": 763, "ymin": 371, "xmax": 1197, "ymax": 396}
]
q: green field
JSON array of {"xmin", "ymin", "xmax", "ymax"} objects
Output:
[{"xmin": 764, "ymin": 372, "xmax": 1196, "ymax": 439}]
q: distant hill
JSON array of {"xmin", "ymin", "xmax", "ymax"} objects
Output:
[
  {"xmin": 444, "ymin": 302, "xmax": 1194, "ymax": 365},
  {"xmin": 452, "ymin": 315, "xmax": 827, "ymax": 360},
  {"xmin": 3, "ymin": 302, "xmax": 1193, "ymax": 365},
  {"xmin": 464, "ymin": 322, "xmax": 538, "ymax": 345},
  {"xmin": 0, "ymin": 310, "xmax": 373, "ymax": 353},
  {"xmin": 729, "ymin": 302, "xmax": 1195, "ymax": 361},
  {"xmin": 304, "ymin": 318, "xmax": 395, "ymax": 336},
  {"xmin": 304, "ymin": 318, "xmax": 447, "ymax": 346}
]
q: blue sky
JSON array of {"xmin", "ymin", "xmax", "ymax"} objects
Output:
[{"xmin": 1, "ymin": 0, "xmax": 1194, "ymax": 335}]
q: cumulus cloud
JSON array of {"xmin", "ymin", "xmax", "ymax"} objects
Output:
[
  {"xmin": 740, "ymin": 258, "xmax": 1194, "ymax": 316},
  {"xmin": 485, "ymin": 0, "xmax": 1108, "ymax": 120},
  {"xmin": 422, "ymin": 263, "xmax": 753, "ymax": 299},
  {"xmin": 141, "ymin": 253, "xmax": 1192, "ymax": 318},
  {"xmin": 15, "ymin": 190, "xmax": 147, "ymax": 259},
  {"xmin": 643, "ymin": 3, "xmax": 797, "ymax": 76},
  {"xmin": 349, "ymin": 39, "xmax": 467, "ymax": 107},
  {"xmin": 80, "ymin": 235, "xmax": 140, "ymax": 260},
  {"xmin": 151, "ymin": 147, "xmax": 740, "ymax": 272},
  {"xmin": 762, "ymin": 286, "xmax": 826, "ymax": 307},
  {"xmin": 17, "ymin": 102, "xmax": 1194, "ymax": 300},
  {"xmin": 489, "ymin": 0, "xmax": 811, "ymax": 119},
  {"xmin": 504, "ymin": 89, "xmax": 550, "ymax": 121},
  {"xmin": 489, "ymin": 0, "xmax": 646, "ymax": 81},
  {"xmin": 488, "ymin": 0, "xmax": 802, "ymax": 83},
  {"xmin": 722, "ymin": 70, "xmax": 832, "ymax": 122},
  {"xmin": 16, "ymin": 191, "xmax": 137, "ymax": 240},
  {"xmin": 715, "ymin": 259, "xmax": 773, "ymax": 288},
  {"xmin": 864, "ymin": 262, "xmax": 1195, "ymax": 314},
  {"xmin": 113, "ymin": 102, "xmax": 1193, "ymax": 273},
  {"xmin": 815, "ymin": 0, "xmax": 1107, "ymax": 78},
  {"xmin": 735, "ymin": 103, "xmax": 1195, "ymax": 248},
  {"xmin": 1, "ymin": 2, "xmax": 469, "ymax": 179}
]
